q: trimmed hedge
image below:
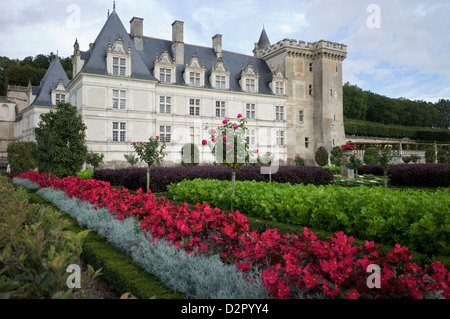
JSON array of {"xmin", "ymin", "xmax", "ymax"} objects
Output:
[
  {"xmin": 94, "ymin": 165, "xmax": 334, "ymax": 192},
  {"xmin": 6, "ymin": 141, "xmax": 36, "ymax": 174},
  {"xmin": 358, "ymin": 164, "xmax": 384, "ymax": 176},
  {"xmin": 389, "ymin": 163, "xmax": 450, "ymax": 188}
]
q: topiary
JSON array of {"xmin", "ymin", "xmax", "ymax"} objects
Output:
[
  {"xmin": 315, "ymin": 146, "xmax": 329, "ymax": 166},
  {"xmin": 363, "ymin": 147, "xmax": 380, "ymax": 165},
  {"xmin": 425, "ymin": 149, "xmax": 436, "ymax": 164}
]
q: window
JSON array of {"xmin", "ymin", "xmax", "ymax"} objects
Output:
[
  {"xmin": 56, "ymin": 93, "xmax": 66, "ymax": 103},
  {"xmin": 246, "ymin": 103, "xmax": 255, "ymax": 119},
  {"xmin": 113, "ymin": 57, "xmax": 126, "ymax": 76},
  {"xmin": 159, "ymin": 125, "xmax": 171, "ymax": 143},
  {"xmin": 275, "ymin": 82, "xmax": 284, "ymax": 95},
  {"xmin": 299, "ymin": 110, "xmax": 304, "ymax": 123},
  {"xmin": 113, "ymin": 90, "xmax": 126, "ymax": 109},
  {"xmin": 246, "ymin": 129, "xmax": 255, "ymax": 145},
  {"xmin": 330, "ymin": 89, "xmax": 333, "ymax": 97},
  {"xmin": 159, "ymin": 96, "xmax": 171, "ymax": 114},
  {"xmin": 276, "ymin": 106, "xmax": 284, "ymax": 121},
  {"xmin": 215, "ymin": 101, "xmax": 226, "ymax": 118},
  {"xmin": 189, "ymin": 72, "xmax": 201, "ymax": 87},
  {"xmin": 246, "ymin": 79, "xmax": 255, "ymax": 92},
  {"xmin": 309, "ymin": 85, "xmax": 313, "ymax": 96},
  {"xmin": 276, "ymin": 130, "xmax": 285, "ymax": 146},
  {"xmin": 215, "ymin": 75, "xmax": 226, "ymax": 89},
  {"xmin": 113, "ymin": 122, "xmax": 126, "ymax": 142},
  {"xmin": 309, "ymin": 62, "xmax": 313, "ymax": 72},
  {"xmin": 190, "ymin": 127, "xmax": 200, "ymax": 145},
  {"xmin": 305, "ymin": 137, "xmax": 309, "ymax": 148},
  {"xmin": 160, "ymin": 68, "xmax": 172, "ymax": 83},
  {"xmin": 189, "ymin": 98, "xmax": 200, "ymax": 116}
]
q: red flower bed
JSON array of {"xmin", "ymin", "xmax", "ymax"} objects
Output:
[{"xmin": 12, "ymin": 171, "xmax": 450, "ymax": 299}]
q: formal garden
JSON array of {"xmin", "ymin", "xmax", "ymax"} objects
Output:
[{"xmin": 2, "ymin": 103, "xmax": 450, "ymax": 299}]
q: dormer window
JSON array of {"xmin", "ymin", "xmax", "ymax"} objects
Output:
[
  {"xmin": 184, "ymin": 53, "xmax": 206, "ymax": 87},
  {"xmin": 51, "ymin": 79, "xmax": 68, "ymax": 105},
  {"xmin": 210, "ymin": 57, "xmax": 230, "ymax": 90},
  {"xmin": 239, "ymin": 61, "xmax": 259, "ymax": 93},
  {"xmin": 107, "ymin": 36, "xmax": 132, "ymax": 77},
  {"xmin": 56, "ymin": 93, "xmax": 66, "ymax": 103},
  {"xmin": 154, "ymin": 49, "xmax": 176, "ymax": 84},
  {"xmin": 270, "ymin": 66, "xmax": 287, "ymax": 96}
]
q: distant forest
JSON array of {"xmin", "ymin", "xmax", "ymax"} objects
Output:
[
  {"xmin": 343, "ymin": 82, "xmax": 450, "ymax": 130},
  {"xmin": 1, "ymin": 53, "xmax": 449, "ymax": 130}
]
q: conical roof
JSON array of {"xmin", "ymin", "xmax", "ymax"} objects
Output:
[
  {"xmin": 257, "ymin": 27, "xmax": 270, "ymax": 49},
  {"xmin": 32, "ymin": 58, "xmax": 69, "ymax": 107}
]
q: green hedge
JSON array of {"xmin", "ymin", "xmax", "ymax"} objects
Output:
[
  {"xmin": 344, "ymin": 119, "xmax": 450, "ymax": 142},
  {"xmin": 6, "ymin": 141, "xmax": 36, "ymax": 173},
  {"xmin": 168, "ymin": 179, "xmax": 450, "ymax": 257}
]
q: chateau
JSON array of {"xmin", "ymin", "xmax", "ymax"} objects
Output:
[{"xmin": 2, "ymin": 8, "xmax": 347, "ymax": 168}]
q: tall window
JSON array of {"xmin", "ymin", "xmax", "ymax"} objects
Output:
[
  {"xmin": 215, "ymin": 101, "xmax": 226, "ymax": 118},
  {"xmin": 160, "ymin": 68, "xmax": 172, "ymax": 83},
  {"xmin": 56, "ymin": 93, "xmax": 66, "ymax": 103},
  {"xmin": 246, "ymin": 79, "xmax": 255, "ymax": 92},
  {"xmin": 299, "ymin": 110, "xmax": 304, "ymax": 123},
  {"xmin": 113, "ymin": 122, "xmax": 126, "ymax": 142},
  {"xmin": 113, "ymin": 57, "xmax": 126, "ymax": 76},
  {"xmin": 159, "ymin": 96, "xmax": 171, "ymax": 114},
  {"xmin": 190, "ymin": 72, "xmax": 200, "ymax": 87},
  {"xmin": 309, "ymin": 85, "xmax": 313, "ymax": 96},
  {"xmin": 275, "ymin": 82, "xmax": 284, "ymax": 95},
  {"xmin": 113, "ymin": 89, "xmax": 126, "ymax": 109},
  {"xmin": 246, "ymin": 103, "xmax": 255, "ymax": 119},
  {"xmin": 159, "ymin": 125, "xmax": 171, "ymax": 143},
  {"xmin": 309, "ymin": 62, "xmax": 313, "ymax": 72},
  {"xmin": 189, "ymin": 98, "xmax": 200, "ymax": 116},
  {"xmin": 276, "ymin": 130, "xmax": 285, "ymax": 146},
  {"xmin": 276, "ymin": 106, "xmax": 284, "ymax": 121},
  {"xmin": 305, "ymin": 137, "xmax": 309, "ymax": 148},
  {"xmin": 246, "ymin": 129, "xmax": 255, "ymax": 145},
  {"xmin": 215, "ymin": 75, "xmax": 226, "ymax": 89}
]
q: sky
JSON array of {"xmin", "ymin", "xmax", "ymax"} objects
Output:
[{"xmin": 0, "ymin": 0, "xmax": 449, "ymax": 103}]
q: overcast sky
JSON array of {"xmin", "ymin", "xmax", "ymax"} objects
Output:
[{"xmin": 0, "ymin": 0, "xmax": 449, "ymax": 102}]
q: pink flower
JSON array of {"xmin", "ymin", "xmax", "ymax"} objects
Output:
[
  {"xmin": 237, "ymin": 113, "xmax": 242, "ymax": 118},
  {"xmin": 255, "ymin": 149, "xmax": 259, "ymax": 153},
  {"xmin": 156, "ymin": 136, "xmax": 159, "ymax": 139},
  {"xmin": 146, "ymin": 142, "xmax": 150, "ymax": 144},
  {"xmin": 222, "ymin": 119, "xmax": 228, "ymax": 125},
  {"xmin": 140, "ymin": 142, "xmax": 143, "ymax": 144},
  {"xmin": 223, "ymin": 135, "xmax": 227, "ymax": 140},
  {"xmin": 211, "ymin": 137, "xmax": 217, "ymax": 142},
  {"xmin": 202, "ymin": 139, "xmax": 207, "ymax": 145},
  {"xmin": 233, "ymin": 123, "xmax": 238, "ymax": 129},
  {"xmin": 225, "ymin": 142, "xmax": 232, "ymax": 147},
  {"xmin": 89, "ymin": 157, "xmax": 93, "ymax": 160},
  {"xmin": 133, "ymin": 142, "xmax": 136, "ymax": 145},
  {"xmin": 210, "ymin": 129, "xmax": 216, "ymax": 134}
]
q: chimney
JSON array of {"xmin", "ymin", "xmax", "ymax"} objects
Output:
[
  {"xmin": 130, "ymin": 17, "xmax": 144, "ymax": 51},
  {"xmin": 212, "ymin": 34, "xmax": 222, "ymax": 59},
  {"xmin": 171, "ymin": 20, "xmax": 184, "ymax": 64}
]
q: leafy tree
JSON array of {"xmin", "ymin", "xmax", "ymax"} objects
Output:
[
  {"xmin": 34, "ymin": 102, "xmax": 87, "ymax": 178},
  {"xmin": 435, "ymin": 99, "xmax": 450, "ymax": 129},
  {"xmin": 124, "ymin": 153, "xmax": 139, "ymax": 166},
  {"xmin": 132, "ymin": 136, "xmax": 167, "ymax": 192},
  {"xmin": 379, "ymin": 146, "xmax": 393, "ymax": 188},
  {"xmin": 425, "ymin": 149, "xmax": 436, "ymax": 164},
  {"xmin": 5, "ymin": 64, "xmax": 46, "ymax": 87},
  {"xmin": 343, "ymin": 82, "xmax": 367, "ymax": 120},
  {"xmin": 0, "ymin": 56, "xmax": 19, "ymax": 95},
  {"xmin": 314, "ymin": 146, "xmax": 329, "ymax": 166},
  {"xmin": 330, "ymin": 146, "xmax": 343, "ymax": 168},
  {"xmin": 346, "ymin": 154, "xmax": 363, "ymax": 181}
]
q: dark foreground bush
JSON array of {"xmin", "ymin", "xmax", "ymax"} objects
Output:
[
  {"xmin": 358, "ymin": 164, "xmax": 383, "ymax": 176},
  {"xmin": 94, "ymin": 165, "xmax": 334, "ymax": 192},
  {"xmin": 388, "ymin": 163, "xmax": 450, "ymax": 188}
]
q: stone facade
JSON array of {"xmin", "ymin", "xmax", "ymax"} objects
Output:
[{"xmin": 5, "ymin": 9, "xmax": 347, "ymax": 169}]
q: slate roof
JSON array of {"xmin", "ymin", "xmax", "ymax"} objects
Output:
[
  {"xmin": 32, "ymin": 58, "xmax": 70, "ymax": 107},
  {"xmin": 257, "ymin": 28, "xmax": 271, "ymax": 49},
  {"xmin": 80, "ymin": 10, "xmax": 275, "ymax": 95}
]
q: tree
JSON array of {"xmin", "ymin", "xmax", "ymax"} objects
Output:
[
  {"xmin": 346, "ymin": 154, "xmax": 363, "ymax": 181},
  {"xmin": 343, "ymin": 82, "xmax": 367, "ymax": 120},
  {"xmin": 204, "ymin": 114, "xmax": 250, "ymax": 211},
  {"xmin": 124, "ymin": 153, "xmax": 139, "ymax": 166},
  {"xmin": 34, "ymin": 102, "xmax": 88, "ymax": 177},
  {"xmin": 86, "ymin": 152, "xmax": 104, "ymax": 171},
  {"xmin": 132, "ymin": 136, "xmax": 166, "ymax": 192},
  {"xmin": 330, "ymin": 146, "xmax": 343, "ymax": 168},
  {"xmin": 379, "ymin": 146, "xmax": 393, "ymax": 188},
  {"xmin": 363, "ymin": 147, "xmax": 380, "ymax": 165},
  {"xmin": 435, "ymin": 99, "xmax": 450, "ymax": 129},
  {"xmin": 6, "ymin": 141, "xmax": 37, "ymax": 174},
  {"xmin": 314, "ymin": 146, "xmax": 329, "ymax": 166}
]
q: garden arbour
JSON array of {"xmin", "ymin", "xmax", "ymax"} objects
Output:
[{"xmin": 11, "ymin": 171, "xmax": 450, "ymax": 299}]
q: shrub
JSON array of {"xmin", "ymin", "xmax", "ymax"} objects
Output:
[
  {"xmin": 77, "ymin": 169, "xmax": 93, "ymax": 180},
  {"xmin": 358, "ymin": 164, "xmax": 384, "ymax": 176},
  {"xmin": 0, "ymin": 175, "xmax": 98, "ymax": 298},
  {"xmin": 437, "ymin": 149, "xmax": 450, "ymax": 163},
  {"xmin": 330, "ymin": 146, "xmax": 343, "ymax": 167},
  {"xmin": 425, "ymin": 149, "xmax": 436, "ymax": 163},
  {"xmin": 314, "ymin": 147, "xmax": 329, "ymax": 166},
  {"xmin": 123, "ymin": 153, "xmax": 139, "ymax": 166},
  {"xmin": 388, "ymin": 163, "xmax": 450, "ymax": 188},
  {"xmin": 6, "ymin": 141, "xmax": 37, "ymax": 174},
  {"xmin": 363, "ymin": 147, "xmax": 380, "ymax": 164},
  {"xmin": 294, "ymin": 154, "xmax": 305, "ymax": 166},
  {"xmin": 86, "ymin": 152, "xmax": 104, "ymax": 170},
  {"xmin": 94, "ymin": 165, "xmax": 334, "ymax": 192}
]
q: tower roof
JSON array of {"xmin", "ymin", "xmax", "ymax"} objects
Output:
[
  {"xmin": 257, "ymin": 27, "xmax": 270, "ymax": 49},
  {"xmin": 32, "ymin": 58, "xmax": 70, "ymax": 107}
]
